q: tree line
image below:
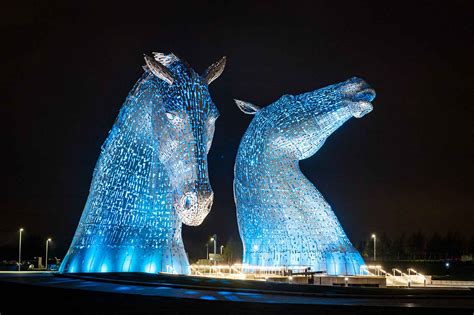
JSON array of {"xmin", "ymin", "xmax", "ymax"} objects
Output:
[{"xmin": 355, "ymin": 231, "xmax": 474, "ymax": 261}]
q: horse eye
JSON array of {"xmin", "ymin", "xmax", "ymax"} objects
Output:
[{"xmin": 165, "ymin": 112, "xmax": 183, "ymax": 126}]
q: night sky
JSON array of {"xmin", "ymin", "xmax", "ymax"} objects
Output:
[{"xmin": 2, "ymin": 1, "xmax": 473, "ymax": 260}]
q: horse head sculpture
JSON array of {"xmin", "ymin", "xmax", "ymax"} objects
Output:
[
  {"xmin": 234, "ymin": 77, "xmax": 375, "ymax": 275},
  {"xmin": 60, "ymin": 53, "xmax": 225, "ymax": 274}
]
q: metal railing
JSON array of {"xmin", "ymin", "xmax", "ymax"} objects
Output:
[
  {"xmin": 360, "ymin": 265, "xmax": 428, "ymax": 287},
  {"xmin": 190, "ymin": 263, "xmax": 292, "ymax": 279}
]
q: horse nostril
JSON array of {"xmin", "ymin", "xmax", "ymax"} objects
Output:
[
  {"xmin": 184, "ymin": 197, "xmax": 191, "ymax": 209},
  {"xmin": 207, "ymin": 192, "xmax": 214, "ymax": 210},
  {"xmin": 180, "ymin": 192, "xmax": 197, "ymax": 210},
  {"xmin": 206, "ymin": 197, "xmax": 213, "ymax": 211},
  {"xmin": 353, "ymin": 89, "xmax": 376, "ymax": 102}
]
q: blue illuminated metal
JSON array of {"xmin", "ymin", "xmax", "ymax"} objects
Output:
[
  {"xmin": 234, "ymin": 77, "xmax": 376, "ymax": 275},
  {"xmin": 60, "ymin": 53, "xmax": 226, "ymax": 274}
]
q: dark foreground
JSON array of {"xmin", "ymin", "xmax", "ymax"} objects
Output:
[{"xmin": 0, "ymin": 272, "xmax": 472, "ymax": 314}]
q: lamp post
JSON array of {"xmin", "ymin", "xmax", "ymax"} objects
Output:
[
  {"xmin": 220, "ymin": 245, "xmax": 224, "ymax": 255},
  {"xmin": 371, "ymin": 234, "xmax": 376, "ymax": 261},
  {"xmin": 445, "ymin": 262, "xmax": 450, "ymax": 275},
  {"xmin": 205, "ymin": 243, "xmax": 209, "ymax": 260},
  {"xmin": 210, "ymin": 235, "xmax": 217, "ymax": 265},
  {"xmin": 18, "ymin": 228, "xmax": 24, "ymax": 271},
  {"xmin": 45, "ymin": 238, "xmax": 52, "ymax": 270}
]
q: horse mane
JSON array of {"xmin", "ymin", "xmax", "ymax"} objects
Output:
[{"xmin": 152, "ymin": 52, "xmax": 180, "ymax": 67}]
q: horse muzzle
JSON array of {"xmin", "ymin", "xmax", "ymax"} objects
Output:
[
  {"xmin": 174, "ymin": 189, "xmax": 213, "ymax": 226},
  {"xmin": 342, "ymin": 77, "xmax": 376, "ymax": 118}
]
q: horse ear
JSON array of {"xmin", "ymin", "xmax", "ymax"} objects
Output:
[
  {"xmin": 143, "ymin": 54, "xmax": 174, "ymax": 85},
  {"xmin": 234, "ymin": 99, "xmax": 260, "ymax": 115},
  {"xmin": 202, "ymin": 56, "xmax": 226, "ymax": 85}
]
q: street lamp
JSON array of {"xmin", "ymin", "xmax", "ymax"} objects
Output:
[
  {"xmin": 220, "ymin": 245, "xmax": 224, "ymax": 255},
  {"xmin": 205, "ymin": 243, "xmax": 209, "ymax": 260},
  {"xmin": 371, "ymin": 234, "xmax": 376, "ymax": 261},
  {"xmin": 210, "ymin": 235, "xmax": 217, "ymax": 264},
  {"xmin": 210, "ymin": 235, "xmax": 217, "ymax": 255},
  {"xmin": 18, "ymin": 228, "xmax": 24, "ymax": 271},
  {"xmin": 45, "ymin": 238, "xmax": 52, "ymax": 270}
]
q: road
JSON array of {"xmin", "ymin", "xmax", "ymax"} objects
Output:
[{"xmin": 0, "ymin": 272, "xmax": 472, "ymax": 314}]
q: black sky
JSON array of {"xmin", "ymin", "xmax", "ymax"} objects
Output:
[{"xmin": 1, "ymin": 1, "xmax": 473, "ymax": 260}]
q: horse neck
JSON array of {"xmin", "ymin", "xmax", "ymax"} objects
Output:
[
  {"xmin": 114, "ymin": 73, "xmax": 174, "ymax": 196},
  {"xmin": 235, "ymin": 133, "xmax": 306, "ymax": 191}
]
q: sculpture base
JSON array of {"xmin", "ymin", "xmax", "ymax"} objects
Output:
[{"xmin": 59, "ymin": 246, "xmax": 190, "ymax": 275}]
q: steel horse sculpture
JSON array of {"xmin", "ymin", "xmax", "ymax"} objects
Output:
[
  {"xmin": 234, "ymin": 77, "xmax": 376, "ymax": 275},
  {"xmin": 60, "ymin": 53, "xmax": 225, "ymax": 274}
]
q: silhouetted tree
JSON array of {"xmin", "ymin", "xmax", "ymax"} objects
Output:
[
  {"xmin": 379, "ymin": 233, "xmax": 393, "ymax": 261},
  {"xmin": 407, "ymin": 231, "xmax": 425, "ymax": 260},
  {"xmin": 427, "ymin": 233, "xmax": 442, "ymax": 260},
  {"xmin": 355, "ymin": 239, "xmax": 370, "ymax": 259},
  {"xmin": 392, "ymin": 233, "xmax": 407, "ymax": 260},
  {"xmin": 469, "ymin": 235, "xmax": 474, "ymax": 255},
  {"xmin": 222, "ymin": 237, "xmax": 242, "ymax": 264},
  {"xmin": 359, "ymin": 232, "xmax": 473, "ymax": 261}
]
